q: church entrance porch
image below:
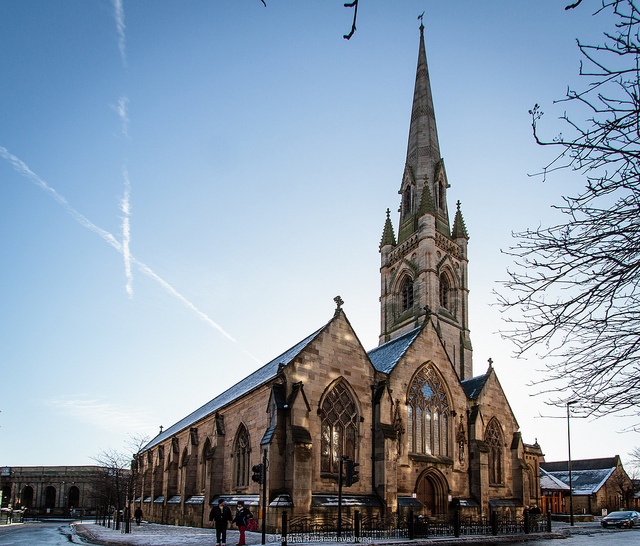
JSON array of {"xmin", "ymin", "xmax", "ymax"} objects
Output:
[{"xmin": 415, "ymin": 469, "xmax": 449, "ymax": 515}]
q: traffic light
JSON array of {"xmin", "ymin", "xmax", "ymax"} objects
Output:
[
  {"xmin": 251, "ymin": 463, "xmax": 264, "ymax": 484},
  {"xmin": 345, "ymin": 459, "xmax": 360, "ymax": 487}
]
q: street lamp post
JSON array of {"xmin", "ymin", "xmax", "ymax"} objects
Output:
[{"xmin": 567, "ymin": 401, "xmax": 577, "ymax": 526}]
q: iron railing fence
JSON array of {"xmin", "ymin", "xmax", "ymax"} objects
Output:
[{"xmin": 281, "ymin": 510, "xmax": 550, "ymax": 544}]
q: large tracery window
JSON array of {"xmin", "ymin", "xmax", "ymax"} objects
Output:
[
  {"xmin": 320, "ymin": 380, "xmax": 359, "ymax": 474},
  {"xmin": 400, "ymin": 276, "xmax": 414, "ymax": 312},
  {"xmin": 407, "ymin": 364, "xmax": 450, "ymax": 457},
  {"xmin": 485, "ymin": 418, "xmax": 503, "ymax": 485},
  {"xmin": 233, "ymin": 424, "xmax": 250, "ymax": 488}
]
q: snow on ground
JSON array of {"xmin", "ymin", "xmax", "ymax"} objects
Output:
[{"xmin": 75, "ymin": 522, "xmax": 279, "ymax": 546}]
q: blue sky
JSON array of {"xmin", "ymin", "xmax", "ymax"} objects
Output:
[{"xmin": 1, "ymin": 1, "xmax": 637, "ymax": 469}]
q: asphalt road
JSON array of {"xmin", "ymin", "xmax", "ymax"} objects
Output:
[
  {"xmin": 0, "ymin": 521, "xmax": 87, "ymax": 545},
  {"xmin": 475, "ymin": 527, "xmax": 639, "ymax": 546}
]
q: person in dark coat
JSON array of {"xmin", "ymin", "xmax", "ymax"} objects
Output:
[
  {"xmin": 232, "ymin": 500, "xmax": 253, "ymax": 546},
  {"xmin": 209, "ymin": 498, "xmax": 233, "ymax": 546},
  {"xmin": 134, "ymin": 507, "xmax": 143, "ymax": 526}
]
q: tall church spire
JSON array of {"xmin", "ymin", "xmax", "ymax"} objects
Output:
[
  {"xmin": 406, "ymin": 23, "xmax": 441, "ymax": 189},
  {"xmin": 379, "ymin": 23, "xmax": 472, "ymax": 380}
]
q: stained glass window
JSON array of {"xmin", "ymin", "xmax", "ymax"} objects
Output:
[
  {"xmin": 485, "ymin": 418, "xmax": 503, "ymax": 484},
  {"xmin": 407, "ymin": 363, "xmax": 450, "ymax": 456},
  {"xmin": 320, "ymin": 381, "xmax": 359, "ymax": 473}
]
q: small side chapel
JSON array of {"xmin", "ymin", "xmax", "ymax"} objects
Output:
[{"xmin": 133, "ymin": 24, "xmax": 542, "ymax": 528}]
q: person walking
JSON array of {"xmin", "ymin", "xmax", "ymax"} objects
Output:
[
  {"xmin": 209, "ymin": 498, "xmax": 232, "ymax": 546},
  {"xmin": 233, "ymin": 500, "xmax": 253, "ymax": 546},
  {"xmin": 134, "ymin": 507, "xmax": 143, "ymax": 526}
]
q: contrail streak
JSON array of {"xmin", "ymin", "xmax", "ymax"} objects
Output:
[
  {"xmin": 112, "ymin": 0, "xmax": 127, "ymax": 67},
  {"xmin": 1, "ymin": 146, "xmax": 262, "ymax": 365},
  {"xmin": 121, "ymin": 166, "xmax": 133, "ymax": 297},
  {"xmin": 114, "ymin": 96, "xmax": 130, "ymax": 139}
]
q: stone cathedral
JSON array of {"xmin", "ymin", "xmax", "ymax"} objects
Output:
[{"xmin": 133, "ymin": 25, "xmax": 542, "ymax": 528}]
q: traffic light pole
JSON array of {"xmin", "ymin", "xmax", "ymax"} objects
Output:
[
  {"xmin": 337, "ymin": 455, "xmax": 343, "ymax": 540},
  {"xmin": 261, "ymin": 449, "xmax": 267, "ymax": 545}
]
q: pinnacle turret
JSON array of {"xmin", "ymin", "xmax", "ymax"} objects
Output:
[
  {"xmin": 379, "ymin": 208, "xmax": 397, "ymax": 249},
  {"xmin": 451, "ymin": 200, "xmax": 469, "ymax": 239}
]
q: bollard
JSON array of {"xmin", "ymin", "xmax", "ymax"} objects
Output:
[
  {"xmin": 524, "ymin": 509, "xmax": 530, "ymax": 534},
  {"xmin": 281, "ymin": 510, "xmax": 287, "ymax": 546},
  {"xmin": 491, "ymin": 511, "xmax": 498, "ymax": 536},
  {"xmin": 354, "ymin": 509, "xmax": 360, "ymax": 543},
  {"xmin": 546, "ymin": 510, "xmax": 552, "ymax": 533},
  {"xmin": 408, "ymin": 509, "xmax": 414, "ymax": 540},
  {"xmin": 453, "ymin": 509, "xmax": 460, "ymax": 538}
]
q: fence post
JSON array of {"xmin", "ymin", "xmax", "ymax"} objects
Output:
[
  {"xmin": 408, "ymin": 510, "xmax": 414, "ymax": 540},
  {"xmin": 491, "ymin": 511, "xmax": 498, "ymax": 536},
  {"xmin": 281, "ymin": 510, "xmax": 287, "ymax": 546},
  {"xmin": 453, "ymin": 509, "xmax": 460, "ymax": 537},
  {"xmin": 354, "ymin": 509, "xmax": 360, "ymax": 542}
]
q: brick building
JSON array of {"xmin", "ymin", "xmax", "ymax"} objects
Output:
[
  {"xmin": 132, "ymin": 24, "xmax": 542, "ymax": 529},
  {"xmin": 540, "ymin": 456, "xmax": 635, "ymax": 515}
]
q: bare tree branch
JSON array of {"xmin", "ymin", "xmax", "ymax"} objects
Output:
[{"xmin": 498, "ymin": 0, "xmax": 640, "ymax": 425}]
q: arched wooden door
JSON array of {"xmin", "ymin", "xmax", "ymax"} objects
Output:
[
  {"xmin": 416, "ymin": 475, "xmax": 436, "ymax": 513},
  {"xmin": 415, "ymin": 469, "xmax": 448, "ymax": 515}
]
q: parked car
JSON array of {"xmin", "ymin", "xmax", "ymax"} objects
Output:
[{"xmin": 601, "ymin": 510, "xmax": 640, "ymax": 528}]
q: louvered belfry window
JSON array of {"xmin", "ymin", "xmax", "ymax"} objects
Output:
[{"xmin": 320, "ymin": 381, "xmax": 358, "ymax": 473}]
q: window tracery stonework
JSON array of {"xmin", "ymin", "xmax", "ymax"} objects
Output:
[
  {"xmin": 485, "ymin": 418, "xmax": 503, "ymax": 485},
  {"xmin": 320, "ymin": 381, "xmax": 359, "ymax": 474},
  {"xmin": 407, "ymin": 364, "xmax": 450, "ymax": 457}
]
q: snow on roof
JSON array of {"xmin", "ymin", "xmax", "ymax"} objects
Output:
[
  {"xmin": 540, "ymin": 468, "xmax": 570, "ymax": 491},
  {"xmin": 367, "ymin": 326, "xmax": 423, "ymax": 374},
  {"xmin": 461, "ymin": 372, "xmax": 490, "ymax": 399},
  {"xmin": 541, "ymin": 467, "xmax": 616, "ymax": 495},
  {"xmin": 143, "ymin": 321, "xmax": 329, "ymax": 452}
]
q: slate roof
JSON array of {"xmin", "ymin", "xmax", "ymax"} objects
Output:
[
  {"xmin": 461, "ymin": 371, "xmax": 490, "ymax": 399},
  {"xmin": 367, "ymin": 325, "xmax": 424, "ymax": 374},
  {"xmin": 541, "ymin": 468, "xmax": 616, "ymax": 495},
  {"xmin": 143, "ymin": 321, "xmax": 329, "ymax": 451},
  {"xmin": 540, "ymin": 469, "xmax": 570, "ymax": 491},
  {"xmin": 540, "ymin": 456, "xmax": 620, "ymax": 472}
]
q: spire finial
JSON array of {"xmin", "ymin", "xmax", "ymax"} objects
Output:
[
  {"xmin": 334, "ymin": 295, "xmax": 344, "ymax": 314},
  {"xmin": 418, "ymin": 11, "xmax": 425, "ymax": 34}
]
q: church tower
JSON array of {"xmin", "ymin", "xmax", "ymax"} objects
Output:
[{"xmin": 379, "ymin": 23, "xmax": 472, "ymax": 380}]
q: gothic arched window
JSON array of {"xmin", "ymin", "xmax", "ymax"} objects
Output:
[
  {"xmin": 400, "ymin": 276, "xmax": 414, "ymax": 312},
  {"xmin": 485, "ymin": 418, "xmax": 503, "ymax": 484},
  {"xmin": 320, "ymin": 380, "xmax": 359, "ymax": 474},
  {"xmin": 407, "ymin": 364, "xmax": 450, "ymax": 456},
  {"xmin": 440, "ymin": 273, "xmax": 453, "ymax": 311},
  {"xmin": 233, "ymin": 424, "xmax": 250, "ymax": 488},
  {"xmin": 403, "ymin": 186, "xmax": 413, "ymax": 215}
]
